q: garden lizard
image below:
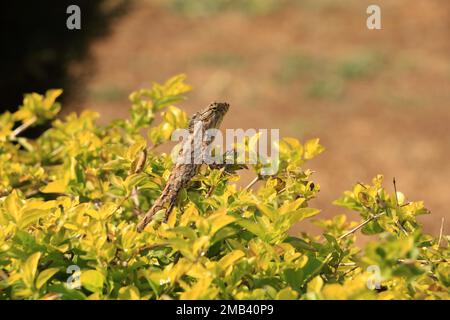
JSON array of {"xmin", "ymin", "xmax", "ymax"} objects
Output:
[{"xmin": 137, "ymin": 102, "xmax": 229, "ymax": 232}]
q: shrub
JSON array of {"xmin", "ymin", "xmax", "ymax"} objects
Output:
[{"xmin": 0, "ymin": 75, "xmax": 448, "ymax": 300}]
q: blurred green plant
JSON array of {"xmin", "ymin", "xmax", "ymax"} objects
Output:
[
  {"xmin": 276, "ymin": 51, "xmax": 386, "ymax": 100},
  {"xmin": 196, "ymin": 52, "xmax": 246, "ymax": 68},
  {"xmin": 337, "ymin": 52, "xmax": 386, "ymax": 79},
  {"xmin": 88, "ymin": 84, "xmax": 128, "ymax": 103},
  {"xmin": 275, "ymin": 54, "xmax": 324, "ymax": 84},
  {"xmin": 0, "ymin": 75, "xmax": 448, "ymax": 300},
  {"xmin": 306, "ymin": 78, "xmax": 344, "ymax": 99},
  {"xmin": 166, "ymin": 0, "xmax": 283, "ymax": 17}
]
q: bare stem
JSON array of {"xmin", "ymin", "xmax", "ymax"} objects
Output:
[
  {"xmin": 338, "ymin": 212, "xmax": 385, "ymax": 240},
  {"xmin": 438, "ymin": 217, "xmax": 445, "ymax": 247},
  {"xmin": 111, "ymin": 194, "xmax": 131, "ymax": 216},
  {"xmin": 9, "ymin": 116, "xmax": 37, "ymax": 139},
  {"xmin": 131, "ymin": 187, "xmax": 140, "ymax": 207},
  {"xmin": 244, "ymin": 176, "xmax": 260, "ymax": 191},
  {"xmin": 147, "ymin": 144, "xmax": 160, "ymax": 153},
  {"xmin": 339, "ymin": 258, "xmax": 448, "ymax": 268},
  {"xmin": 392, "ymin": 177, "xmax": 408, "ymax": 236},
  {"xmin": 393, "ymin": 177, "xmax": 399, "ymax": 206}
]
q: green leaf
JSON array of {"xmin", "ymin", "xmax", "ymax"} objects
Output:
[
  {"xmin": 283, "ymin": 268, "xmax": 304, "ymax": 291},
  {"xmin": 236, "ymin": 219, "xmax": 267, "ymax": 240},
  {"xmin": 47, "ymin": 284, "xmax": 87, "ymax": 300}
]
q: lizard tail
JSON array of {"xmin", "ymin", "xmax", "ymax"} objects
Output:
[
  {"xmin": 136, "ymin": 188, "xmax": 179, "ymax": 232},
  {"xmin": 136, "ymin": 204, "xmax": 161, "ymax": 232}
]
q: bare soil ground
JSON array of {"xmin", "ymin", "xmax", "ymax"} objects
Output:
[{"xmin": 67, "ymin": 0, "xmax": 450, "ymax": 236}]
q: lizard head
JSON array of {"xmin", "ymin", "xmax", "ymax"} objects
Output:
[
  {"xmin": 190, "ymin": 102, "xmax": 230, "ymax": 130},
  {"xmin": 203, "ymin": 102, "xmax": 229, "ymax": 118}
]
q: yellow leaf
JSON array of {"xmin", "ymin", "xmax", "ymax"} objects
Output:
[
  {"xmin": 180, "ymin": 204, "xmax": 199, "ymax": 227},
  {"xmin": 43, "ymin": 89, "xmax": 63, "ymax": 110},
  {"xmin": 40, "ymin": 180, "xmax": 67, "ymax": 194},
  {"xmin": 279, "ymin": 198, "xmax": 306, "ymax": 215},
  {"xmin": 219, "ymin": 250, "xmax": 245, "ymax": 271},
  {"xmin": 256, "ymin": 203, "xmax": 277, "ymax": 221},
  {"xmin": 5, "ymin": 190, "xmax": 22, "ymax": 223},
  {"xmin": 118, "ymin": 286, "xmax": 140, "ymax": 300},
  {"xmin": 167, "ymin": 207, "xmax": 178, "ymax": 228},
  {"xmin": 276, "ymin": 287, "xmax": 299, "ymax": 300},
  {"xmin": 303, "ymin": 138, "xmax": 324, "ymax": 160},
  {"xmin": 207, "ymin": 209, "xmax": 236, "ymax": 236},
  {"xmin": 18, "ymin": 209, "xmax": 49, "ymax": 229},
  {"xmin": 285, "ymin": 208, "xmax": 320, "ymax": 225},
  {"xmin": 126, "ymin": 137, "xmax": 147, "ymax": 161},
  {"xmin": 179, "ymin": 276, "xmax": 216, "ymax": 300},
  {"xmin": 278, "ymin": 137, "xmax": 303, "ymax": 156},
  {"xmin": 307, "ymin": 276, "xmax": 324, "ymax": 294}
]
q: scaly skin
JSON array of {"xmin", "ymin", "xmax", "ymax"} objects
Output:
[{"xmin": 137, "ymin": 102, "xmax": 229, "ymax": 232}]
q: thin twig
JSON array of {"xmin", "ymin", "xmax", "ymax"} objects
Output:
[
  {"xmin": 130, "ymin": 187, "xmax": 140, "ymax": 208},
  {"xmin": 338, "ymin": 258, "xmax": 448, "ymax": 268},
  {"xmin": 400, "ymin": 202, "xmax": 411, "ymax": 207},
  {"xmin": 206, "ymin": 185, "xmax": 215, "ymax": 197},
  {"xmin": 438, "ymin": 217, "xmax": 445, "ymax": 247},
  {"xmin": 276, "ymin": 187, "xmax": 286, "ymax": 195},
  {"xmin": 244, "ymin": 176, "xmax": 260, "ymax": 191},
  {"xmin": 397, "ymin": 258, "xmax": 448, "ymax": 265},
  {"xmin": 147, "ymin": 144, "xmax": 160, "ymax": 153},
  {"xmin": 342, "ymin": 266, "xmax": 358, "ymax": 277},
  {"xmin": 338, "ymin": 212, "xmax": 385, "ymax": 240},
  {"xmin": 393, "ymin": 177, "xmax": 399, "ymax": 206},
  {"xmin": 138, "ymin": 243, "xmax": 169, "ymax": 253},
  {"xmin": 339, "ymin": 262, "xmax": 357, "ymax": 267},
  {"xmin": 396, "ymin": 220, "xmax": 408, "ymax": 236},
  {"xmin": 392, "ymin": 177, "xmax": 409, "ymax": 236},
  {"xmin": 111, "ymin": 194, "xmax": 130, "ymax": 216},
  {"xmin": 9, "ymin": 116, "xmax": 37, "ymax": 139},
  {"xmin": 357, "ymin": 182, "xmax": 367, "ymax": 189}
]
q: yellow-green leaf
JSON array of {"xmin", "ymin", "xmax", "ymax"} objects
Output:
[
  {"xmin": 219, "ymin": 250, "xmax": 245, "ymax": 270},
  {"xmin": 81, "ymin": 270, "xmax": 104, "ymax": 293},
  {"xmin": 276, "ymin": 287, "xmax": 299, "ymax": 300},
  {"xmin": 118, "ymin": 285, "xmax": 140, "ymax": 300},
  {"xmin": 22, "ymin": 252, "xmax": 41, "ymax": 288},
  {"xmin": 303, "ymin": 138, "xmax": 324, "ymax": 160},
  {"xmin": 36, "ymin": 268, "xmax": 59, "ymax": 289}
]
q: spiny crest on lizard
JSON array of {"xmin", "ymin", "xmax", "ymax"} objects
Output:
[{"xmin": 189, "ymin": 102, "xmax": 230, "ymax": 132}]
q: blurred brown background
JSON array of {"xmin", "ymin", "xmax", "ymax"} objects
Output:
[{"xmin": 3, "ymin": 0, "xmax": 450, "ymax": 236}]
